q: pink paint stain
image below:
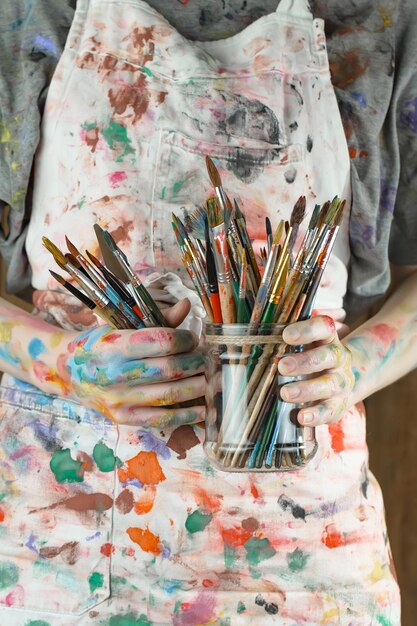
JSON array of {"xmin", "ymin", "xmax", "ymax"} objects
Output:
[
  {"xmin": 173, "ymin": 592, "xmax": 216, "ymax": 626},
  {"xmin": 5, "ymin": 585, "xmax": 24, "ymax": 607},
  {"xmin": 108, "ymin": 171, "xmax": 127, "ymax": 188}
]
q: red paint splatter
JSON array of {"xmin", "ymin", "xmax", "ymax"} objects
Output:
[
  {"xmin": 108, "ymin": 172, "xmax": 127, "ymax": 189},
  {"xmin": 321, "ymin": 524, "xmax": 346, "ymax": 548},
  {"xmin": 369, "ymin": 323, "xmax": 398, "ymax": 347},
  {"xmin": 101, "ymin": 332, "xmax": 122, "ymax": 343},
  {"xmin": 328, "ymin": 421, "xmax": 345, "ymax": 454},
  {"xmin": 359, "ymin": 150, "xmax": 368, "ymax": 158},
  {"xmin": 349, "ymin": 147, "xmax": 357, "ymax": 159},
  {"xmin": 0, "ymin": 508, "xmax": 4, "ymax": 522},
  {"xmin": 100, "ymin": 542, "xmax": 115, "ymax": 557},
  {"xmin": 127, "ymin": 527, "xmax": 161, "ymax": 555},
  {"xmin": 250, "ymin": 481, "xmax": 260, "ymax": 500},
  {"xmin": 202, "ymin": 579, "xmax": 214, "ymax": 587}
]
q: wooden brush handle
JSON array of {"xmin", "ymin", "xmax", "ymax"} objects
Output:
[{"xmin": 218, "ymin": 282, "xmax": 236, "ymax": 324}]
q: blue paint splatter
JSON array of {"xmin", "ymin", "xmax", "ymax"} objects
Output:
[
  {"xmin": 28, "ymin": 338, "xmax": 46, "ymax": 360},
  {"xmin": 138, "ymin": 430, "xmax": 171, "ymax": 459},
  {"xmin": 399, "ymin": 96, "xmax": 417, "ymax": 133},
  {"xmin": 31, "ymin": 35, "xmax": 57, "ymax": 56},
  {"xmin": 351, "ymin": 91, "xmax": 368, "ymax": 107},
  {"xmin": 380, "ymin": 179, "xmax": 397, "ymax": 214}
]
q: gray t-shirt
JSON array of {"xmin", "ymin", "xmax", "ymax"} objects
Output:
[{"xmin": 0, "ymin": 0, "xmax": 416, "ymax": 318}]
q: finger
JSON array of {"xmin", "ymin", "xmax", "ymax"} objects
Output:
[
  {"xmin": 278, "ymin": 343, "xmax": 348, "ymax": 376},
  {"xmin": 282, "ymin": 315, "xmax": 337, "ymax": 346},
  {"xmin": 121, "ymin": 374, "xmax": 206, "ymax": 406},
  {"xmin": 297, "ymin": 396, "xmax": 349, "ymax": 426},
  {"xmin": 163, "ymin": 298, "xmax": 192, "ymax": 328},
  {"xmin": 76, "ymin": 326, "xmax": 199, "ymax": 359},
  {"xmin": 81, "ymin": 352, "xmax": 205, "ymax": 387},
  {"xmin": 96, "ymin": 403, "xmax": 205, "ymax": 427},
  {"xmin": 280, "ymin": 370, "xmax": 352, "ymax": 403}
]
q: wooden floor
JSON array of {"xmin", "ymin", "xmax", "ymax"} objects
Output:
[{"xmin": 366, "ymin": 370, "xmax": 417, "ymax": 626}]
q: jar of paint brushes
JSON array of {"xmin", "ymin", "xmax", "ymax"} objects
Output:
[{"xmin": 204, "ymin": 323, "xmax": 318, "ymax": 472}]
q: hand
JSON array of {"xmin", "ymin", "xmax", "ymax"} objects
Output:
[
  {"xmin": 33, "ymin": 299, "xmax": 205, "ymax": 425},
  {"xmin": 277, "ymin": 315, "xmax": 355, "ymax": 426}
]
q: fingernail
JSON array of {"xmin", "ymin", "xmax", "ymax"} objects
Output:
[
  {"xmin": 286, "ymin": 328, "xmax": 300, "ymax": 341},
  {"xmin": 284, "ymin": 385, "xmax": 300, "ymax": 400},
  {"xmin": 300, "ymin": 411, "xmax": 314, "ymax": 424},
  {"xmin": 280, "ymin": 356, "xmax": 296, "ymax": 373}
]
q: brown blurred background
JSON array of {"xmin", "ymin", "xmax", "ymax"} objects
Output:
[{"xmin": 0, "ymin": 258, "xmax": 415, "ymax": 624}]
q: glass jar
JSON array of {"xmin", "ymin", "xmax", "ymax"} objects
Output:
[{"xmin": 204, "ymin": 323, "xmax": 317, "ymax": 472}]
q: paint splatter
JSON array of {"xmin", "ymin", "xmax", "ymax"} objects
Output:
[
  {"xmin": 108, "ymin": 171, "xmax": 128, "ymax": 188},
  {"xmin": 30, "ymin": 492, "xmax": 113, "ymax": 514},
  {"xmin": 49, "ymin": 449, "xmax": 85, "ymax": 483},
  {"xmin": 127, "ymin": 527, "xmax": 161, "ymax": 555},
  {"xmin": 328, "ymin": 421, "xmax": 345, "ymax": 454},
  {"xmin": 166, "ymin": 425, "xmax": 199, "ymax": 459},
  {"xmin": 277, "ymin": 495, "xmax": 306, "ymax": 520},
  {"xmin": 244, "ymin": 537, "xmax": 276, "ymax": 566},
  {"xmin": 93, "ymin": 441, "xmax": 121, "ymax": 472},
  {"xmin": 0, "ymin": 561, "xmax": 19, "ymax": 589},
  {"xmin": 88, "ymin": 571, "xmax": 104, "ymax": 593},
  {"xmin": 100, "ymin": 543, "xmax": 114, "ymax": 557},
  {"xmin": 39, "ymin": 541, "xmax": 80, "ymax": 565},
  {"xmin": 321, "ymin": 524, "xmax": 346, "ymax": 549},
  {"xmin": 287, "ymin": 547, "xmax": 310, "ymax": 572},
  {"xmin": 107, "ymin": 614, "xmax": 152, "ymax": 626},
  {"xmin": 173, "ymin": 591, "xmax": 216, "ymax": 626},
  {"xmin": 26, "ymin": 621, "xmax": 52, "ymax": 626},
  {"xmin": 102, "ymin": 122, "xmax": 135, "ymax": 162},
  {"xmin": 119, "ymin": 451, "xmax": 165, "ymax": 485},
  {"xmin": 28, "ymin": 338, "xmax": 46, "ymax": 360},
  {"xmin": 134, "ymin": 486, "xmax": 156, "ymax": 515},
  {"xmin": 399, "ymin": 96, "xmax": 417, "ymax": 133},
  {"xmin": 255, "ymin": 595, "xmax": 279, "ymax": 615},
  {"xmin": 116, "ymin": 489, "xmax": 134, "ymax": 514},
  {"xmin": 185, "ymin": 509, "xmax": 213, "ymax": 533}
]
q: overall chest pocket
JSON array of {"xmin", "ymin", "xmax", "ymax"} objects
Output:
[
  {"xmin": 151, "ymin": 129, "xmax": 306, "ymax": 270},
  {"xmin": 0, "ymin": 388, "xmax": 117, "ymax": 616}
]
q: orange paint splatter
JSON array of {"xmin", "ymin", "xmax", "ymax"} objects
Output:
[
  {"xmin": 222, "ymin": 526, "xmax": 252, "ymax": 548},
  {"xmin": 100, "ymin": 542, "xmax": 114, "ymax": 557},
  {"xmin": 127, "ymin": 527, "xmax": 161, "ymax": 555},
  {"xmin": 328, "ymin": 421, "xmax": 345, "ymax": 454},
  {"xmin": 349, "ymin": 147, "xmax": 357, "ymax": 158},
  {"xmin": 0, "ymin": 508, "xmax": 4, "ymax": 522},
  {"xmin": 134, "ymin": 486, "xmax": 156, "ymax": 515},
  {"xmin": 321, "ymin": 524, "xmax": 345, "ymax": 548},
  {"xmin": 119, "ymin": 451, "xmax": 165, "ymax": 485},
  {"xmin": 101, "ymin": 332, "xmax": 122, "ymax": 343},
  {"xmin": 202, "ymin": 579, "xmax": 214, "ymax": 587},
  {"xmin": 250, "ymin": 481, "xmax": 260, "ymax": 500}
]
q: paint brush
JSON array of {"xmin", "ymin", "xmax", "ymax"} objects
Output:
[
  {"xmin": 205, "ymin": 218, "xmax": 223, "ymax": 323},
  {"xmin": 265, "ymin": 217, "xmax": 273, "ymax": 254},
  {"xmin": 237, "ymin": 249, "xmax": 249, "ymax": 324},
  {"xmin": 49, "ymin": 270, "xmax": 96, "ymax": 310},
  {"xmin": 206, "ymin": 199, "xmax": 236, "ymax": 323},
  {"xmin": 94, "ymin": 225, "xmax": 167, "ymax": 327},
  {"xmin": 65, "ymin": 237, "xmax": 144, "ymax": 329},
  {"xmin": 205, "ymin": 156, "xmax": 230, "ymax": 223},
  {"xmin": 42, "ymin": 237, "xmax": 133, "ymax": 329},
  {"xmin": 233, "ymin": 198, "xmax": 261, "ymax": 287}
]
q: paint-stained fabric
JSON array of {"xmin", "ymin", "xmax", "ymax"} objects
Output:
[
  {"xmin": 0, "ymin": 1, "xmax": 400, "ymax": 624},
  {"xmin": 0, "ymin": 0, "xmax": 76, "ymax": 293}
]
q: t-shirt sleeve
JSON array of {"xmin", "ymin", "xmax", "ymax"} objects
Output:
[
  {"xmin": 0, "ymin": 0, "xmax": 75, "ymax": 293},
  {"xmin": 388, "ymin": 0, "xmax": 417, "ymax": 266}
]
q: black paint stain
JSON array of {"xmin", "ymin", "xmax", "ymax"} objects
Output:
[
  {"xmin": 278, "ymin": 494, "xmax": 306, "ymax": 520},
  {"xmin": 255, "ymin": 595, "xmax": 279, "ymax": 615},
  {"xmin": 290, "ymin": 83, "xmax": 304, "ymax": 106},
  {"xmin": 284, "ymin": 167, "xmax": 297, "ymax": 184},
  {"xmin": 29, "ymin": 50, "xmax": 47, "ymax": 62},
  {"xmin": 360, "ymin": 462, "xmax": 369, "ymax": 498},
  {"xmin": 307, "ymin": 135, "xmax": 313, "ymax": 152},
  {"xmin": 217, "ymin": 92, "xmax": 281, "ymax": 145},
  {"xmin": 289, "ymin": 121, "xmax": 298, "ymax": 132}
]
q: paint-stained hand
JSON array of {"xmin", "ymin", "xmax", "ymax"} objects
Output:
[
  {"xmin": 277, "ymin": 315, "xmax": 355, "ymax": 426},
  {"xmin": 37, "ymin": 299, "xmax": 205, "ymax": 425}
]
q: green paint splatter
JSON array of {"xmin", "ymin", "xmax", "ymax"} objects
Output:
[
  {"xmin": 172, "ymin": 180, "xmax": 184, "ymax": 195},
  {"xmin": 376, "ymin": 616, "xmax": 392, "ymax": 626},
  {"xmin": 49, "ymin": 449, "xmax": 84, "ymax": 483},
  {"xmin": 0, "ymin": 561, "xmax": 19, "ymax": 589},
  {"xmin": 174, "ymin": 600, "xmax": 182, "ymax": 615},
  {"xmin": 102, "ymin": 122, "xmax": 135, "ymax": 162},
  {"xmin": 287, "ymin": 547, "xmax": 310, "ymax": 572},
  {"xmin": 25, "ymin": 621, "xmax": 52, "ymax": 626},
  {"xmin": 81, "ymin": 121, "xmax": 98, "ymax": 132},
  {"xmin": 244, "ymin": 537, "xmax": 276, "ymax": 566},
  {"xmin": 88, "ymin": 571, "xmax": 104, "ymax": 593},
  {"xmin": 185, "ymin": 508, "xmax": 213, "ymax": 533},
  {"xmin": 93, "ymin": 441, "xmax": 122, "ymax": 472},
  {"xmin": 237, "ymin": 601, "xmax": 246, "ymax": 613},
  {"xmin": 77, "ymin": 196, "xmax": 86, "ymax": 209},
  {"xmin": 224, "ymin": 544, "xmax": 238, "ymax": 569},
  {"xmin": 107, "ymin": 614, "xmax": 152, "ymax": 626},
  {"xmin": 142, "ymin": 67, "xmax": 153, "ymax": 77}
]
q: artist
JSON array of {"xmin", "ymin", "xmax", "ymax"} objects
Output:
[{"xmin": 0, "ymin": 1, "xmax": 415, "ymax": 624}]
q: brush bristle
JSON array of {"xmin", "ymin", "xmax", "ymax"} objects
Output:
[
  {"xmin": 65, "ymin": 236, "xmax": 79, "ymax": 257},
  {"xmin": 206, "ymin": 197, "xmax": 224, "ymax": 228},
  {"xmin": 290, "ymin": 196, "xmax": 306, "ymax": 226},
  {"xmin": 86, "ymin": 250, "xmax": 101, "ymax": 269},
  {"xmin": 308, "ymin": 204, "xmax": 320, "ymax": 230},
  {"xmin": 49, "ymin": 270, "xmax": 66, "ymax": 286},
  {"xmin": 265, "ymin": 217, "xmax": 272, "ymax": 238},
  {"xmin": 42, "ymin": 237, "xmax": 67, "ymax": 268},
  {"xmin": 182, "ymin": 206, "xmax": 208, "ymax": 240},
  {"xmin": 272, "ymin": 219, "xmax": 285, "ymax": 245},
  {"xmin": 205, "ymin": 155, "xmax": 222, "ymax": 188}
]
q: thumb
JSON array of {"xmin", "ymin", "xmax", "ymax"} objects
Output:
[{"xmin": 163, "ymin": 298, "xmax": 191, "ymax": 328}]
